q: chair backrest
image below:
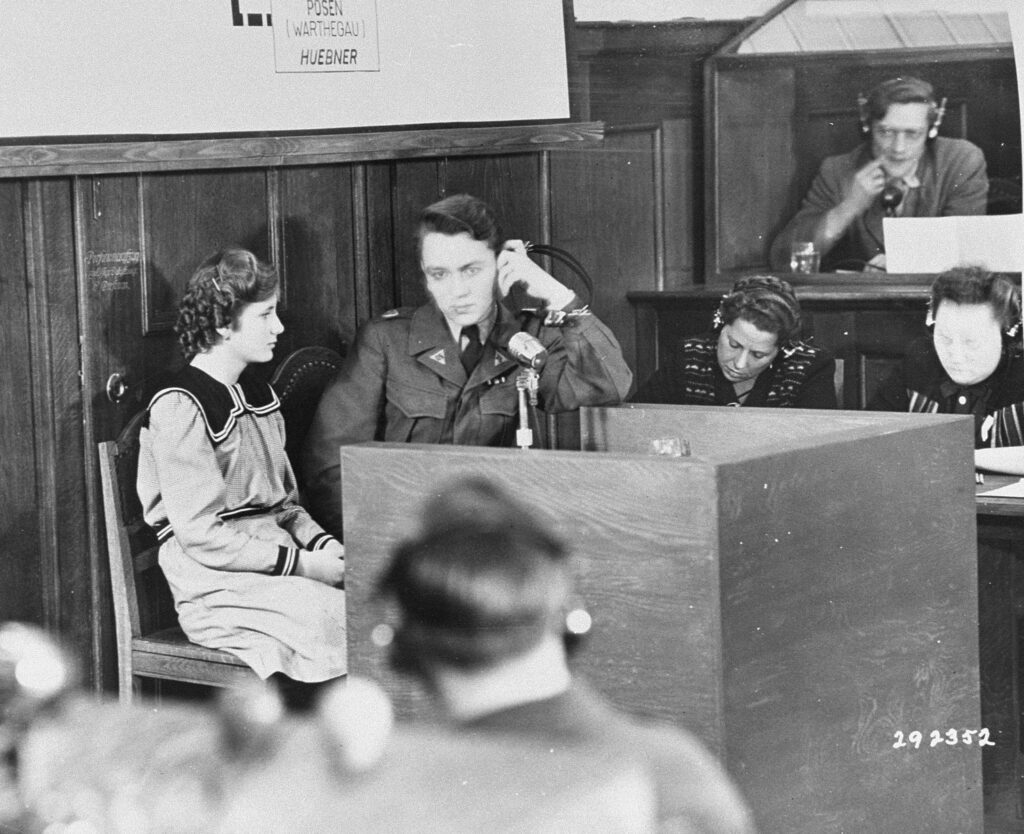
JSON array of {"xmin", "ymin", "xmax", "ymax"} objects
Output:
[
  {"xmin": 270, "ymin": 345, "xmax": 345, "ymax": 480},
  {"xmin": 98, "ymin": 411, "xmax": 166, "ymax": 650}
]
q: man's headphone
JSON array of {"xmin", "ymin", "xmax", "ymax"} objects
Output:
[{"xmin": 857, "ymin": 77, "xmax": 947, "ymax": 140}]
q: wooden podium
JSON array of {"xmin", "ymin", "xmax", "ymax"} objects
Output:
[{"xmin": 342, "ymin": 406, "xmax": 981, "ymax": 833}]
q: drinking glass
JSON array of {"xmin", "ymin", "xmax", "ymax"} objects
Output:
[{"xmin": 790, "ymin": 241, "xmax": 820, "ymax": 274}]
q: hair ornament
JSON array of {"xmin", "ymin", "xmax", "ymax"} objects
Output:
[
  {"xmin": 781, "ymin": 338, "xmax": 814, "ymax": 360},
  {"xmin": 711, "ymin": 293, "xmax": 730, "ymax": 329},
  {"xmin": 210, "ymin": 272, "xmax": 224, "ymax": 293}
]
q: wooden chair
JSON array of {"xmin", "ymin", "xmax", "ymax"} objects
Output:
[
  {"xmin": 98, "ymin": 410, "xmax": 257, "ymax": 704},
  {"xmin": 270, "ymin": 345, "xmax": 345, "ymax": 483}
]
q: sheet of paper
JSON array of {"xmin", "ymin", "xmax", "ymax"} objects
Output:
[
  {"xmin": 980, "ymin": 478, "xmax": 1024, "ymax": 498},
  {"xmin": 883, "ymin": 214, "xmax": 1024, "ymax": 273}
]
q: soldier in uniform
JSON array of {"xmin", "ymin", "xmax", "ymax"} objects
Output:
[{"xmin": 301, "ymin": 194, "xmax": 633, "ymax": 537}]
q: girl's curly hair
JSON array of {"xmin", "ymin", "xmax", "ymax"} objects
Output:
[{"xmin": 175, "ymin": 249, "xmax": 279, "ymax": 359}]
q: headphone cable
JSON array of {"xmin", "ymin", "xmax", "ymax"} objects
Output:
[{"xmin": 524, "ymin": 242, "xmax": 594, "ymax": 307}]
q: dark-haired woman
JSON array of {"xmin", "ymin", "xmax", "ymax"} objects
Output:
[
  {"xmin": 871, "ymin": 266, "xmax": 1024, "ymax": 451},
  {"xmin": 137, "ymin": 248, "xmax": 346, "ymax": 686},
  {"xmin": 631, "ymin": 275, "xmax": 838, "ymax": 409}
]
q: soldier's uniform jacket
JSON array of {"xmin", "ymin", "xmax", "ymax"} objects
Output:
[{"xmin": 301, "ymin": 299, "xmax": 633, "ymax": 535}]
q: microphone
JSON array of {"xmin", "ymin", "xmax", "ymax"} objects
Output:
[
  {"xmin": 881, "ymin": 181, "xmax": 903, "ymax": 216},
  {"xmin": 507, "ymin": 332, "xmax": 547, "ymax": 370}
]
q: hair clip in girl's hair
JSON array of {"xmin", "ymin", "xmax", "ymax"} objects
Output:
[{"xmin": 211, "ymin": 273, "xmax": 224, "ymax": 293}]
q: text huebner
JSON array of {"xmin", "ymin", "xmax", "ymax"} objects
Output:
[{"xmin": 299, "ymin": 47, "xmax": 358, "ymax": 66}]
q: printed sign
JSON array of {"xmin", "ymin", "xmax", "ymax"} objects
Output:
[
  {"xmin": 272, "ymin": 0, "xmax": 380, "ymax": 72},
  {"xmin": 86, "ymin": 251, "xmax": 140, "ymax": 293},
  {"xmin": 0, "ymin": 1, "xmax": 569, "ymax": 137}
]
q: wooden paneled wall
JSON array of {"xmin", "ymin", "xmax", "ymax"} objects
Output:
[
  {"xmin": 574, "ymin": 20, "xmax": 745, "ymax": 289},
  {"xmin": 1, "ymin": 181, "xmax": 46, "ymax": 628},
  {"xmin": 0, "ymin": 16, "xmax": 763, "ymax": 688},
  {"xmin": 3, "ymin": 141, "xmax": 667, "ymax": 687}
]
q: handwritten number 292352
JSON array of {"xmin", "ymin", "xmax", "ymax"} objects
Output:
[{"xmin": 892, "ymin": 729, "xmax": 994, "ymax": 749}]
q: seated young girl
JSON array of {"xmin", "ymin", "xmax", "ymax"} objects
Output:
[{"xmin": 137, "ymin": 248, "xmax": 346, "ymax": 686}]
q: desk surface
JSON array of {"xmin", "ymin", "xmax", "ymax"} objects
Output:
[
  {"xmin": 977, "ymin": 474, "xmax": 1024, "ymax": 516},
  {"xmin": 630, "ymin": 273, "xmax": 1022, "ymax": 305},
  {"xmin": 628, "ymin": 274, "xmax": 936, "ymax": 305}
]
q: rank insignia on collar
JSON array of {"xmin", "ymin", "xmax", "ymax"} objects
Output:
[
  {"xmin": 429, "ymin": 349, "xmax": 446, "ymax": 365},
  {"xmin": 494, "ymin": 351, "xmax": 509, "ymax": 365}
]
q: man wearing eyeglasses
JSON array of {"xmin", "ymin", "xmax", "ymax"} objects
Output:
[{"xmin": 770, "ymin": 76, "xmax": 988, "ymax": 272}]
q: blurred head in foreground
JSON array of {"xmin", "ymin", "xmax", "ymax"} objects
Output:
[{"xmin": 376, "ymin": 476, "xmax": 588, "ymax": 693}]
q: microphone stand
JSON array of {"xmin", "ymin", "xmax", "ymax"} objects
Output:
[{"xmin": 515, "ymin": 368, "xmax": 540, "ymax": 449}]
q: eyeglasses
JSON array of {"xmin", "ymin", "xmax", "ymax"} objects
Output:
[{"xmin": 872, "ymin": 125, "xmax": 928, "ymax": 143}]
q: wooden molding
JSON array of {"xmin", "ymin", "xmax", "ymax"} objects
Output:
[{"xmin": 0, "ymin": 123, "xmax": 605, "ymax": 179}]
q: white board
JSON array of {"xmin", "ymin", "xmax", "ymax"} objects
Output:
[{"xmin": 0, "ymin": 1, "xmax": 569, "ymax": 139}]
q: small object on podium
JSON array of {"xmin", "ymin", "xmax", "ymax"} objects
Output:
[
  {"xmin": 790, "ymin": 241, "xmax": 820, "ymax": 274},
  {"xmin": 650, "ymin": 437, "xmax": 691, "ymax": 457}
]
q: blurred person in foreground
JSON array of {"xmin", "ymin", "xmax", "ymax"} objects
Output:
[{"xmin": 376, "ymin": 475, "xmax": 756, "ymax": 834}]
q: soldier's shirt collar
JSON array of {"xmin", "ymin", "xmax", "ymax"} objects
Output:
[
  {"xmin": 409, "ymin": 303, "xmax": 520, "ymax": 381},
  {"xmin": 410, "ymin": 302, "xmax": 516, "ymax": 355},
  {"xmin": 440, "ymin": 304, "xmax": 498, "ymax": 346}
]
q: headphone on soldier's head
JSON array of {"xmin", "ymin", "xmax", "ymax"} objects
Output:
[{"xmin": 857, "ymin": 77, "xmax": 947, "ymax": 140}]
